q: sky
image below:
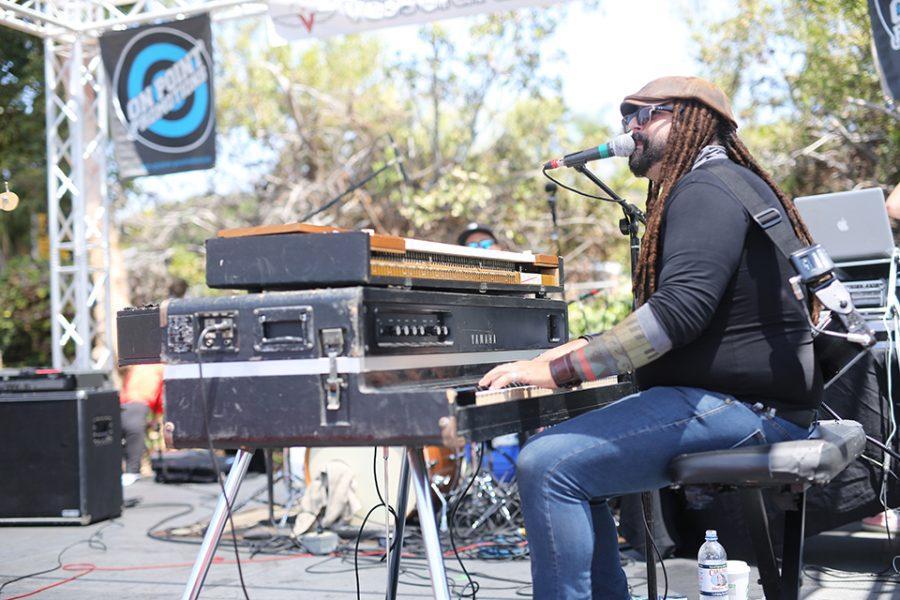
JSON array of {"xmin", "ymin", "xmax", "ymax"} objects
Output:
[{"xmin": 132, "ymin": 0, "xmax": 729, "ymax": 206}]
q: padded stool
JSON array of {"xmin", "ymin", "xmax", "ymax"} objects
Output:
[{"xmin": 669, "ymin": 420, "xmax": 866, "ymax": 600}]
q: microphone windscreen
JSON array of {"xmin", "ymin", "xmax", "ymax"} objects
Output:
[{"xmin": 611, "ymin": 134, "xmax": 636, "ymax": 157}]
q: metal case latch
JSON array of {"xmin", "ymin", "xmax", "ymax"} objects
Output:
[{"xmin": 321, "ymin": 328, "xmax": 346, "ymax": 411}]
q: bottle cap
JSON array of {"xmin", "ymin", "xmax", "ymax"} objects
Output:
[{"xmin": 705, "ymin": 529, "xmax": 717, "ymax": 540}]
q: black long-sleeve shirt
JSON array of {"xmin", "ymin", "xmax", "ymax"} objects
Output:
[{"xmin": 635, "ymin": 159, "xmax": 822, "ymax": 409}]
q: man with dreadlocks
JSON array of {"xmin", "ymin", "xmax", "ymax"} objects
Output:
[{"xmin": 479, "ymin": 76, "xmax": 822, "ymax": 598}]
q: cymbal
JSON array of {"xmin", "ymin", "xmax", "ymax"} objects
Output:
[
  {"xmin": 0, "ymin": 192, "xmax": 18, "ymax": 212},
  {"xmin": 0, "ymin": 182, "xmax": 18, "ymax": 212}
]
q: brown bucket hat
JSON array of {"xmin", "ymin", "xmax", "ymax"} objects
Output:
[{"xmin": 620, "ymin": 76, "xmax": 737, "ymax": 129}]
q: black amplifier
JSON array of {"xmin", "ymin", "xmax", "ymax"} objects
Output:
[
  {"xmin": 0, "ymin": 369, "xmax": 109, "ymax": 392},
  {"xmin": 0, "ymin": 369, "xmax": 76, "ymax": 393},
  {"xmin": 0, "ymin": 389, "xmax": 122, "ymax": 524},
  {"xmin": 140, "ymin": 287, "xmax": 568, "ymax": 448}
]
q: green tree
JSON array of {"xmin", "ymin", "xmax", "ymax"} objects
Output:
[
  {"xmin": 0, "ymin": 256, "xmax": 50, "ymax": 367},
  {"xmin": 0, "ymin": 27, "xmax": 45, "ymax": 269},
  {"xmin": 692, "ymin": 0, "xmax": 899, "ymax": 196},
  {"xmin": 0, "ymin": 28, "xmax": 49, "ymax": 366},
  {"xmin": 123, "ymin": 10, "xmax": 642, "ymax": 338}
]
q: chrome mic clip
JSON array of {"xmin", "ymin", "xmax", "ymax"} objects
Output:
[{"xmin": 789, "ymin": 244, "xmax": 875, "ymax": 347}]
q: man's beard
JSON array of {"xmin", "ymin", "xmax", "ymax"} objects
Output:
[{"xmin": 628, "ymin": 132, "xmax": 666, "ymax": 177}]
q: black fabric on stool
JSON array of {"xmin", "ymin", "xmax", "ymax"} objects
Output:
[{"xmin": 668, "ymin": 420, "xmax": 866, "ymax": 600}]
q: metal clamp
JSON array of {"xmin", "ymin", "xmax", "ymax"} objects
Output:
[{"xmin": 320, "ymin": 328, "xmax": 346, "ymax": 411}]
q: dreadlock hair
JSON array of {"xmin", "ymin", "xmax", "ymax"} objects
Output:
[{"xmin": 633, "ymin": 100, "xmax": 815, "ymax": 305}]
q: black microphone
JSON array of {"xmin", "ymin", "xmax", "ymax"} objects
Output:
[
  {"xmin": 544, "ymin": 134, "xmax": 635, "ymax": 170},
  {"xmin": 545, "ymin": 182, "xmax": 559, "ymax": 229},
  {"xmin": 387, "ymin": 134, "xmax": 411, "ymax": 187},
  {"xmin": 545, "ymin": 181, "xmax": 560, "ymax": 255}
]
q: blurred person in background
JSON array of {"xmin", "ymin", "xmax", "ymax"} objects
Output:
[
  {"xmin": 119, "ymin": 363, "xmax": 163, "ymax": 486},
  {"xmin": 457, "ymin": 222, "xmax": 500, "ymax": 249}
]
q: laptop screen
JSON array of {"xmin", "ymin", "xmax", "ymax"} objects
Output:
[{"xmin": 793, "ymin": 188, "xmax": 893, "ymax": 262}]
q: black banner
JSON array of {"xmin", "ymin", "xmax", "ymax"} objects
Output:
[
  {"xmin": 868, "ymin": 0, "xmax": 900, "ymax": 101},
  {"xmin": 100, "ymin": 14, "xmax": 215, "ymax": 178}
]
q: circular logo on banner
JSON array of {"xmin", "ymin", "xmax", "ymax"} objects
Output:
[{"xmin": 111, "ymin": 27, "xmax": 214, "ymax": 154}]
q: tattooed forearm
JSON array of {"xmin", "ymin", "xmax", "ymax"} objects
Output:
[{"xmin": 549, "ymin": 304, "xmax": 673, "ymax": 386}]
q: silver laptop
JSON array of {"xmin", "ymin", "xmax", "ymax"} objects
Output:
[{"xmin": 793, "ymin": 188, "xmax": 894, "ymax": 262}]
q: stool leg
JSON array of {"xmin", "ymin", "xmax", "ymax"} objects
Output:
[
  {"xmin": 779, "ymin": 491, "xmax": 806, "ymax": 600},
  {"xmin": 740, "ymin": 488, "xmax": 781, "ymax": 600}
]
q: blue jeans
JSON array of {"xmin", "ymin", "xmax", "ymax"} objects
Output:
[{"xmin": 516, "ymin": 386, "xmax": 810, "ymax": 600}]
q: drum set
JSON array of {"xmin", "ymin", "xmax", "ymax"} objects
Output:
[{"xmin": 299, "ymin": 441, "xmax": 524, "ymax": 534}]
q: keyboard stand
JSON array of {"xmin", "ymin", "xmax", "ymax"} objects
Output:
[
  {"xmin": 401, "ymin": 448, "xmax": 452, "ymax": 600},
  {"xmin": 385, "ymin": 454, "xmax": 410, "ymax": 599},
  {"xmin": 181, "ymin": 447, "xmax": 451, "ymax": 600},
  {"xmin": 182, "ymin": 448, "xmax": 254, "ymax": 600}
]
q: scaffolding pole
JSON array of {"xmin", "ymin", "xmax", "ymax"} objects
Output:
[{"xmin": 1, "ymin": 0, "xmax": 263, "ymax": 371}]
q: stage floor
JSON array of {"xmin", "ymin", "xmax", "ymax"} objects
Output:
[{"xmin": 1, "ymin": 475, "xmax": 897, "ymax": 599}]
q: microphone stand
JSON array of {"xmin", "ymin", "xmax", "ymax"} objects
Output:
[
  {"xmin": 572, "ymin": 163, "xmax": 660, "ymax": 600},
  {"xmin": 545, "ymin": 182, "xmax": 562, "ymax": 257},
  {"xmin": 572, "ymin": 164, "xmax": 645, "ymax": 272}
]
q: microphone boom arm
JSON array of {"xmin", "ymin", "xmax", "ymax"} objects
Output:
[
  {"xmin": 572, "ymin": 164, "xmax": 646, "ymax": 226},
  {"xmin": 299, "ymin": 161, "xmax": 397, "ymax": 222}
]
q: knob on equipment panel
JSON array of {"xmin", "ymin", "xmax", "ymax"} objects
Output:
[{"xmin": 374, "ymin": 311, "xmax": 451, "ymax": 347}]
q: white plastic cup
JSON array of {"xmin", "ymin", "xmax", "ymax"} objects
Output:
[{"xmin": 727, "ymin": 560, "xmax": 750, "ymax": 600}]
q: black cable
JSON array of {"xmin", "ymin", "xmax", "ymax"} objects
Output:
[
  {"xmin": 542, "ymin": 168, "xmax": 617, "ymax": 203},
  {"xmin": 448, "ymin": 443, "xmax": 486, "ymax": 599},
  {"xmin": 372, "ymin": 446, "xmax": 388, "ymax": 505},
  {"xmin": 821, "ymin": 390, "xmax": 900, "ymax": 560},
  {"xmin": 144, "ymin": 502, "xmax": 199, "ymax": 544},
  {"xmin": 820, "ymin": 401, "xmax": 900, "ymax": 463},
  {"xmin": 332, "ymin": 518, "xmax": 532, "ymax": 593},
  {"xmin": 514, "ymin": 585, "xmax": 534, "ymax": 597},
  {"xmin": 0, "ymin": 557, "xmax": 66, "ymax": 599},
  {"xmin": 197, "ymin": 329, "xmax": 251, "ymax": 600},
  {"xmin": 803, "ymin": 564, "xmax": 900, "ymax": 584},
  {"xmin": 0, "ymin": 520, "xmax": 119, "ymax": 598},
  {"xmin": 354, "ymin": 502, "xmax": 393, "ymax": 600},
  {"xmin": 351, "ymin": 447, "xmax": 404, "ymax": 599},
  {"xmin": 300, "ymin": 163, "xmax": 395, "ymax": 222},
  {"xmin": 640, "ymin": 502, "xmax": 668, "ymax": 600}
]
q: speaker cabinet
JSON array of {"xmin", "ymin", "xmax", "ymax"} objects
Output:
[{"xmin": 0, "ymin": 389, "xmax": 122, "ymax": 524}]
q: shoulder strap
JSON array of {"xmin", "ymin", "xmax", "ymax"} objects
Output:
[{"xmin": 704, "ymin": 163, "xmax": 804, "ymax": 259}]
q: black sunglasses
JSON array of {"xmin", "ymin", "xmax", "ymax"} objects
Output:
[{"xmin": 621, "ymin": 104, "xmax": 674, "ymax": 132}]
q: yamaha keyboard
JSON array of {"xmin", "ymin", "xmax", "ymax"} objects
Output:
[
  {"xmin": 118, "ymin": 287, "xmax": 632, "ymax": 448},
  {"xmin": 117, "ymin": 226, "xmax": 632, "ymax": 448}
]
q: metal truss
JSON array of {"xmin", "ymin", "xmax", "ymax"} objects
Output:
[
  {"xmin": 0, "ymin": 1, "xmax": 265, "ymax": 370},
  {"xmin": 44, "ymin": 17, "xmax": 112, "ymax": 370}
]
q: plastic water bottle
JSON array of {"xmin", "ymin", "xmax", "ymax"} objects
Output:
[{"xmin": 698, "ymin": 529, "xmax": 729, "ymax": 598}]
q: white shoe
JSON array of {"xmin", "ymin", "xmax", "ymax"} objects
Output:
[{"xmin": 121, "ymin": 473, "xmax": 141, "ymax": 487}]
